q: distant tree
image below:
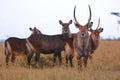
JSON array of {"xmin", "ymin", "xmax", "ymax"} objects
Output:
[
  {"xmin": 111, "ymin": 12, "xmax": 120, "ymax": 17},
  {"xmin": 111, "ymin": 12, "xmax": 120, "ymax": 39},
  {"xmin": 111, "ymin": 12, "xmax": 120, "ymax": 24}
]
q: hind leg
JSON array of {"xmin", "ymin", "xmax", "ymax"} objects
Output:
[
  {"xmin": 65, "ymin": 54, "xmax": 68, "ymax": 66},
  {"xmin": 11, "ymin": 56, "xmax": 16, "ymax": 63},
  {"xmin": 6, "ymin": 53, "xmax": 11, "ymax": 66},
  {"xmin": 69, "ymin": 55, "xmax": 74, "ymax": 67},
  {"xmin": 11, "ymin": 53, "xmax": 16, "ymax": 63}
]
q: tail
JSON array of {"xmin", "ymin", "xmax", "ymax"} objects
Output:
[{"xmin": 4, "ymin": 41, "xmax": 11, "ymax": 56}]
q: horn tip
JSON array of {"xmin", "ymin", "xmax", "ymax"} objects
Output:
[
  {"xmin": 74, "ymin": 5, "xmax": 76, "ymax": 8},
  {"xmin": 88, "ymin": 4, "xmax": 90, "ymax": 7},
  {"xmin": 99, "ymin": 17, "xmax": 100, "ymax": 20}
]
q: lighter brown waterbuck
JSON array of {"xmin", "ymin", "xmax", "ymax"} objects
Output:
[
  {"xmin": 89, "ymin": 18, "xmax": 103, "ymax": 60},
  {"xmin": 5, "ymin": 27, "xmax": 41, "ymax": 66},
  {"xmin": 73, "ymin": 5, "xmax": 92, "ymax": 70}
]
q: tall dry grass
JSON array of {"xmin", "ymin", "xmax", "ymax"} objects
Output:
[{"xmin": 0, "ymin": 41, "xmax": 120, "ymax": 80}]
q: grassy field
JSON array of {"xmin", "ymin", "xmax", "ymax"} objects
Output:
[{"xmin": 0, "ymin": 41, "xmax": 120, "ymax": 80}]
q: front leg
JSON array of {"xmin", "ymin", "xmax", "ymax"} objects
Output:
[
  {"xmin": 27, "ymin": 51, "xmax": 34, "ymax": 68},
  {"xmin": 58, "ymin": 51, "xmax": 62, "ymax": 64},
  {"xmin": 53, "ymin": 52, "xmax": 57, "ymax": 66},
  {"xmin": 77, "ymin": 56, "xmax": 82, "ymax": 71},
  {"xmin": 83, "ymin": 52, "xmax": 89, "ymax": 68}
]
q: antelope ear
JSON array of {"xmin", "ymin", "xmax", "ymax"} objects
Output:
[
  {"xmin": 29, "ymin": 27, "xmax": 32, "ymax": 31},
  {"xmin": 101, "ymin": 28, "xmax": 103, "ymax": 32},
  {"xmin": 59, "ymin": 20, "xmax": 63, "ymax": 25},
  {"xmin": 89, "ymin": 22, "xmax": 93, "ymax": 28},
  {"xmin": 99, "ymin": 28, "xmax": 103, "ymax": 32},
  {"xmin": 34, "ymin": 27, "xmax": 37, "ymax": 29},
  {"xmin": 88, "ymin": 28, "xmax": 93, "ymax": 32},
  {"xmin": 69, "ymin": 20, "xmax": 72, "ymax": 24}
]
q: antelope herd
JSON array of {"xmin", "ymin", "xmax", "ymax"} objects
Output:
[{"xmin": 4, "ymin": 5, "xmax": 103, "ymax": 70}]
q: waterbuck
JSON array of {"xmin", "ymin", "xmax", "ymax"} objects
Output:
[
  {"xmin": 59, "ymin": 20, "xmax": 76, "ymax": 67},
  {"xmin": 89, "ymin": 18, "xmax": 103, "ymax": 60},
  {"xmin": 5, "ymin": 27, "xmax": 41, "ymax": 66},
  {"xmin": 73, "ymin": 5, "xmax": 92, "ymax": 70},
  {"xmin": 26, "ymin": 33, "xmax": 66, "ymax": 67}
]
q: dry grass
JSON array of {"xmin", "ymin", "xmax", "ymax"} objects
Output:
[{"xmin": 0, "ymin": 41, "xmax": 120, "ymax": 80}]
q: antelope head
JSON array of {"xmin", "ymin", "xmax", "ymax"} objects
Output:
[
  {"xmin": 29, "ymin": 27, "xmax": 42, "ymax": 34},
  {"xmin": 59, "ymin": 20, "xmax": 72, "ymax": 37},
  {"xmin": 73, "ymin": 5, "xmax": 93, "ymax": 38},
  {"xmin": 89, "ymin": 18, "xmax": 103, "ymax": 41}
]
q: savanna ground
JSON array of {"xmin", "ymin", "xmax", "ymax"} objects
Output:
[{"xmin": 0, "ymin": 41, "xmax": 120, "ymax": 80}]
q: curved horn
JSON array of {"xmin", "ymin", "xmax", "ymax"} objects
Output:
[
  {"xmin": 73, "ymin": 5, "xmax": 80, "ymax": 25},
  {"xmin": 97, "ymin": 18, "xmax": 100, "ymax": 29},
  {"xmin": 86, "ymin": 5, "xmax": 92, "ymax": 26}
]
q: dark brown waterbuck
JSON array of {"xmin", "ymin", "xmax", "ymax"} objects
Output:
[
  {"xmin": 59, "ymin": 20, "xmax": 76, "ymax": 67},
  {"xmin": 89, "ymin": 18, "xmax": 103, "ymax": 59},
  {"xmin": 26, "ymin": 33, "xmax": 66, "ymax": 67},
  {"xmin": 5, "ymin": 27, "xmax": 41, "ymax": 66},
  {"xmin": 73, "ymin": 5, "xmax": 92, "ymax": 70}
]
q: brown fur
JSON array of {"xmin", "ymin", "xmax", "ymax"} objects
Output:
[
  {"xmin": 26, "ymin": 34, "xmax": 66, "ymax": 67},
  {"xmin": 73, "ymin": 5, "xmax": 93, "ymax": 70},
  {"xmin": 89, "ymin": 22, "xmax": 103, "ymax": 60},
  {"xmin": 5, "ymin": 27, "xmax": 41, "ymax": 65},
  {"xmin": 59, "ymin": 20, "xmax": 76, "ymax": 67}
]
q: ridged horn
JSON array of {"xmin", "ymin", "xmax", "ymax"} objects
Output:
[
  {"xmin": 97, "ymin": 18, "xmax": 100, "ymax": 29},
  {"xmin": 86, "ymin": 5, "xmax": 92, "ymax": 26},
  {"xmin": 73, "ymin": 5, "xmax": 80, "ymax": 25}
]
